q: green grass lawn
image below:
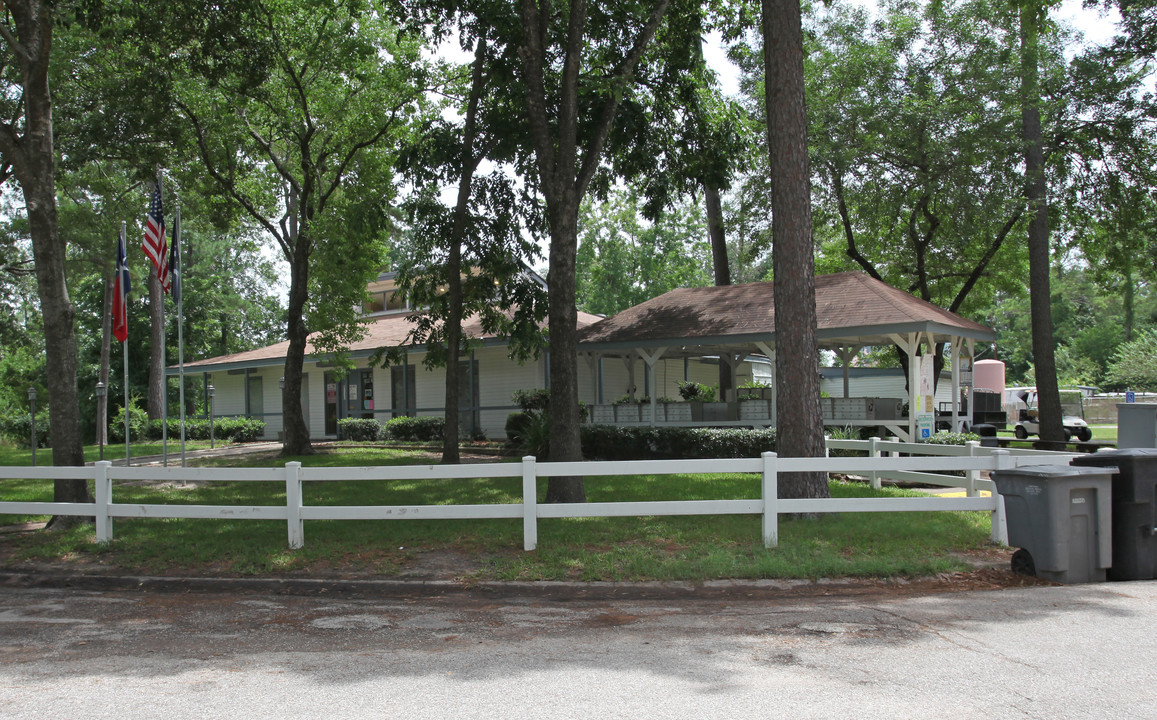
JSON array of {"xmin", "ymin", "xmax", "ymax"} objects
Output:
[
  {"xmin": 0, "ymin": 440, "xmax": 225, "ymax": 466},
  {"xmin": 0, "ymin": 446, "xmax": 996, "ymax": 582}
]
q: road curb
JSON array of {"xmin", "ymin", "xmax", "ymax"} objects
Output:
[{"xmin": 0, "ymin": 569, "xmax": 932, "ymax": 601}]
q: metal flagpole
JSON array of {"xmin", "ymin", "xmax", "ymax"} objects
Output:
[
  {"xmin": 121, "ymin": 222, "xmax": 131, "ymax": 467},
  {"xmin": 158, "ymin": 172, "xmax": 169, "ymax": 467},
  {"xmin": 175, "ymin": 203, "xmax": 187, "ymax": 467}
]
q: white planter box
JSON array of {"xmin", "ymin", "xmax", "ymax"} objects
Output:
[
  {"xmin": 739, "ymin": 399, "xmax": 771, "ymax": 420},
  {"xmin": 614, "ymin": 404, "xmax": 641, "ymax": 423},
  {"xmin": 665, "ymin": 403, "xmax": 692, "ymax": 423},
  {"xmin": 591, "ymin": 405, "xmax": 616, "ymax": 424}
]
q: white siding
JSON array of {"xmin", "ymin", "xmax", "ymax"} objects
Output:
[
  {"xmin": 476, "ymin": 347, "xmax": 544, "ymax": 438},
  {"xmin": 204, "ymin": 373, "xmax": 246, "ymax": 418}
]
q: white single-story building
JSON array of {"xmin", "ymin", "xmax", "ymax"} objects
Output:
[{"xmin": 175, "ymin": 270, "xmax": 996, "ymax": 442}]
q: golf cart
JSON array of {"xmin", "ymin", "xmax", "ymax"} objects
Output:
[{"xmin": 1012, "ymin": 389, "xmax": 1092, "ymax": 442}]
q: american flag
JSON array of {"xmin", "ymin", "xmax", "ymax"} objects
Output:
[
  {"xmin": 113, "ymin": 232, "xmax": 131, "ymax": 343},
  {"xmin": 142, "ymin": 182, "xmax": 170, "ymax": 292}
]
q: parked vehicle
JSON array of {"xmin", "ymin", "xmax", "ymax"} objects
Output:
[{"xmin": 1012, "ymin": 389, "xmax": 1093, "ymax": 442}]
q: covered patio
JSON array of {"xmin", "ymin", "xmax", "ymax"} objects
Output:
[{"xmin": 576, "ymin": 272, "xmax": 996, "ymax": 441}]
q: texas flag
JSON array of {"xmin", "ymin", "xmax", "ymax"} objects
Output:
[{"xmin": 113, "ymin": 232, "xmax": 131, "ymax": 343}]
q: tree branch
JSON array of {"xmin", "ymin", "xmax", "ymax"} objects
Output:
[{"xmin": 576, "ymin": 0, "xmax": 671, "ymax": 196}]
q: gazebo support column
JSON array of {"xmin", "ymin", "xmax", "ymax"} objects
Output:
[
  {"xmin": 837, "ymin": 346, "xmax": 861, "ymax": 398},
  {"xmin": 950, "ymin": 336, "xmax": 962, "ymax": 432},
  {"xmin": 622, "ymin": 354, "xmax": 637, "ymax": 400},
  {"xmin": 635, "ymin": 347, "xmax": 667, "ymax": 425},
  {"xmin": 582, "ymin": 352, "xmax": 600, "ymax": 407},
  {"xmin": 755, "ymin": 341, "xmax": 777, "ymax": 426}
]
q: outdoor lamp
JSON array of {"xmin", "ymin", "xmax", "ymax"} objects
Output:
[
  {"xmin": 95, "ymin": 382, "xmax": 106, "ymax": 461},
  {"xmin": 27, "ymin": 386, "xmax": 37, "ymax": 467},
  {"xmin": 279, "ymin": 376, "xmax": 285, "ymax": 391}
]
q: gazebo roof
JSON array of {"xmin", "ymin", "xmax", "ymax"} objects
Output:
[{"xmin": 576, "ymin": 271, "xmax": 993, "ymax": 356}]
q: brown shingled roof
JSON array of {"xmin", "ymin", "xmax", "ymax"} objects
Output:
[
  {"xmin": 183, "ymin": 309, "xmax": 604, "ymax": 370},
  {"xmin": 577, "ymin": 271, "xmax": 992, "ymax": 353}
]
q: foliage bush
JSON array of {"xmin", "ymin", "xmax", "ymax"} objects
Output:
[
  {"xmin": 214, "ymin": 417, "xmax": 266, "ymax": 443},
  {"xmin": 512, "ymin": 388, "xmax": 551, "ymax": 413},
  {"xmin": 579, "ymin": 425, "xmax": 778, "ymax": 461},
  {"xmin": 676, "ymin": 381, "xmax": 716, "ymax": 402},
  {"xmin": 924, "ymin": 431, "xmax": 980, "ymax": 446},
  {"xmin": 106, "ymin": 413, "xmax": 265, "ymax": 444},
  {"xmin": 382, "ymin": 415, "xmax": 445, "ymax": 442},
  {"xmin": 0, "ymin": 410, "xmax": 49, "ymax": 448},
  {"xmin": 338, "ymin": 417, "xmax": 382, "ymax": 441},
  {"xmin": 505, "ymin": 412, "xmax": 531, "ymax": 447},
  {"xmin": 108, "ymin": 400, "xmax": 150, "ymax": 443},
  {"xmin": 824, "ymin": 425, "xmax": 867, "ymax": 458}
]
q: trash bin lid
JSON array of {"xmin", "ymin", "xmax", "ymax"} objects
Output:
[
  {"xmin": 993, "ymin": 465, "xmax": 1115, "ymax": 481},
  {"xmin": 1072, "ymin": 448, "xmax": 1157, "ymax": 463}
]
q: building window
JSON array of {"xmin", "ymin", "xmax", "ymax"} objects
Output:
[{"xmin": 363, "ymin": 289, "xmax": 408, "ymax": 315}]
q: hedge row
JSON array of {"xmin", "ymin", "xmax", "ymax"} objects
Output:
[
  {"xmin": 108, "ymin": 417, "xmax": 266, "ymax": 444},
  {"xmin": 579, "ymin": 425, "xmax": 780, "ymax": 461},
  {"xmin": 336, "ymin": 416, "xmax": 447, "ymax": 443},
  {"xmin": 577, "ymin": 426, "xmax": 981, "ymax": 462}
]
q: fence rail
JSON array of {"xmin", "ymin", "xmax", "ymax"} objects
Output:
[{"xmin": 0, "ymin": 441, "xmax": 1086, "ymax": 551}]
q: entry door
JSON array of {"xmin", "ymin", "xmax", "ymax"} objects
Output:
[
  {"xmin": 360, "ymin": 370, "xmax": 374, "ymax": 420},
  {"xmin": 324, "ymin": 372, "xmax": 339, "ymax": 436}
]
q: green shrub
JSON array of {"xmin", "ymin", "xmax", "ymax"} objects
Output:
[
  {"xmin": 109, "ymin": 400, "xmax": 149, "ymax": 443},
  {"xmin": 676, "ymin": 381, "xmax": 716, "ymax": 402},
  {"xmin": 924, "ymin": 431, "xmax": 980, "ymax": 446},
  {"xmin": 824, "ymin": 426, "xmax": 867, "ymax": 458},
  {"xmin": 579, "ymin": 425, "xmax": 778, "ymax": 461},
  {"xmin": 505, "ymin": 412, "xmax": 531, "ymax": 446},
  {"xmin": 512, "ymin": 388, "xmax": 551, "ymax": 413},
  {"xmin": 0, "ymin": 410, "xmax": 49, "ymax": 448},
  {"xmin": 383, "ymin": 415, "xmax": 445, "ymax": 442},
  {"xmin": 519, "ymin": 411, "xmax": 552, "ymax": 457},
  {"xmin": 338, "ymin": 417, "xmax": 382, "ymax": 442},
  {"xmin": 213, "ymin": 417, "xmax": 266, "ymax": 442}
]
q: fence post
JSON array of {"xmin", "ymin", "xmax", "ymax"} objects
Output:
[
  {"xmin": 94, "ymin": 460, "xmax": 113, "ymax": 543},
  {"xmin": 989, "ymin": 450, "xmax": 1011, "ymax": 545},
  {"xmin": 868, "ymin": 437, "xmax": 882, "ymax": 490},
  {"xmin": 762, "ymin": 452, "xmax": 778, "ymax": 549},
  {"xmin": 285, "ymin": 462, "xmax": 303, "ymax": 549},
  {"xmin": 522, "ymin": 456, "xmax": 537, "ymax": 552},
  {"xmin": 966, "ymin": 440, "xmax": 980, "ymax": 497}
]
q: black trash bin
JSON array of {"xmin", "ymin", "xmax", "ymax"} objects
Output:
[
  {"xmin": 1071, "ymin": 449, "xmax": 1157, "ymax": 581},
  {"xmin": 991, "ymin": 465, "xmax": 1113, "ymax": 584},
  {"xmin": 972, "ymin": 423, "xmax": 998, "ymax": 448}
]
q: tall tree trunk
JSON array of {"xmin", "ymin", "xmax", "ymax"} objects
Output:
[
  {"xmin": 762, "ymin": 0, "xmax": 829, "ymax": 500},
  {"xmin": 544, "ymin": 199, "xmax": 586, "ymax": 503},
  {"xmin": 146, "ymin": 271, "xmax": 164, "ymax": 420},
  {"xmin": 705, "ymin": 182, "xmax": 734, "ymax": 394},
  {"xmin": 441, "ymin": 36, "xmax": 490, "ymax": 465},
  {"xmin": 518, "ymin": 0, "xmax": 669, "ymax": 503},
  {"xmin": 281, "ymin": 232, "xmax": 314, "ymax": 456},
  {"xmin": 1020, "ymin": 1, "xmax": 1064, "ymax": 445},
  {"xmin": 0, "ymin": 0, "xmax": 92, "ymax": 520}
]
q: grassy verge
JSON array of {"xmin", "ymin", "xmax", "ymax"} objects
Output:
[
  {"xmin": 0, "ymin": 440, "xmax": 225, "ymax": 466},
  {"xmin": 0, "ymin": 447, "xmax": 995, "ymax": 582}
]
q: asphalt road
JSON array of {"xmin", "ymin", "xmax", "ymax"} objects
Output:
[{"xmin": 2, "ymin": 580, "xmax": 1155, "ymax": 719}]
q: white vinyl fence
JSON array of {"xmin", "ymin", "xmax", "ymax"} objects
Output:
[{"xmin": 0, "ymin": 441, "xmax": 1082, "ymax": 552}]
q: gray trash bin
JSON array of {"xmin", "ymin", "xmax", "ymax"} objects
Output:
[
  {"xmin": 1071, "ymin": 449, "xmax": 1157, "ymax": 580},
  {"xmin": 991, "ymin": 465, "xmax": 1113, "ymax": 584}
]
